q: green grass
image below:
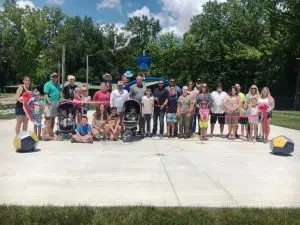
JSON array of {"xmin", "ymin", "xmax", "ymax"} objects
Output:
[
  {"xmin": 0, "ymin": 113, "xmax": 15, "ymax": 120},
  {"xmin": 0, "ymin": 206, "xmax": 299, "ymax": 225},
  {"xmin": 272, "ymin": 111, "xmax": 300, "ymax": 131}
]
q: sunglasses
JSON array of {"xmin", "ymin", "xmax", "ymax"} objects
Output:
[
  {"xmin": 251, "ymin": 88, "xmax": 257, "ymax": 90},
  {"xmin": 170, "ymin": 81, "xmax": 175, "ymax": 83},
  {"xmin": 82, "ymin": 90, "xmax": 88, "ymax": 92},
  {"xmin": 202, "ymin": 86, "xmax": 207, "ymax": 88}
]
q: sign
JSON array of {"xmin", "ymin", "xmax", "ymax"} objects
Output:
[{"xmin": 136, "ymin": 55, "xmax": 152, "ymax": 72}]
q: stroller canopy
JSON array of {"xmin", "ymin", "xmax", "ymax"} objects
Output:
[{"xmin": 123, "ymin": 100, "xmax": 141, "ymax": 114}]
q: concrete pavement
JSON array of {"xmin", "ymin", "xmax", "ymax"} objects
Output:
[{"xmin": 0, "ymin": 113, "xmax": 299, "ymax": 207}]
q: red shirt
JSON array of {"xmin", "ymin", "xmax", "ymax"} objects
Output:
[{"xmin": 93, "ymin": 90, "xmax": 111, "ymax": 107}]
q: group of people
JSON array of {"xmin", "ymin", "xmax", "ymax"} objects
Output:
[{"xmin": 15, "ymin": 72, "xmax": 275, "ymax": 144}]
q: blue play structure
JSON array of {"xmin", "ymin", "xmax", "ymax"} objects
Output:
[{"xmin": 124, "ymin": 77, "xmax": 169, "ymax": 90}]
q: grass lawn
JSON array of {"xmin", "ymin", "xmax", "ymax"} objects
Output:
[
  {"xmin": 0, "ymin": 206, "xmax": 299, "ymax": 225},
  {"xmin": 272, "ymin": 111, "xmax": 300, "ymax": 131},
  {"xmin": 0, "ymin": 113, "xmax": 15, "ymax": 120}
]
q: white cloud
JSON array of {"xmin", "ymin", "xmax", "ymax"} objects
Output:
[
  {"xmin": 96, "ymin": 0, "xmax": 121, "ymax": 10},
  {"xmin": 127, "ymin": 0, "xmax": 226, "ymax": 37},
  {"xmin": 127, "ymin": 6, "xmax": 151, "ymax": 18},
  {"xmin": 0, "ymin": 7, "xmax": 4, "ymax": 11},
  {"xmin": 47, "ymin": 0, "xmax": 64, "ymax": 5},
  {"xmin": 16, "ymin": 0, "xmax": 35, "ymax": 8}
]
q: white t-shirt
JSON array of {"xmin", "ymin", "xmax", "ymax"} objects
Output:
[
  {"xmin": 110, "ymin": 89, "xmax": 129, "ymax": 112},
  {"xmin": 141, "ymin": 96, "xmax": 154, "ymax": 114},
  {"xmin": 210, "ymin": 91, "xmax": 228, "ymax": 114}
]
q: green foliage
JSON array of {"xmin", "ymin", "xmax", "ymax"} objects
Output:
[{"xmin": 0, "ymin": 0, "xmax": 299, "ymax": 99}]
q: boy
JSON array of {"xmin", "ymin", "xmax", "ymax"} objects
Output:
[{"xmin": 71, "ymin": 116, "xmax": 93, "ymax": 143}]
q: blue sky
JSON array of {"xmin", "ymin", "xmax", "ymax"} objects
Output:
[{"xmin": 0, "ymin": 0, "xmax": 226, "ymax": 36}]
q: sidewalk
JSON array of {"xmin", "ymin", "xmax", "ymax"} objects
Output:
[{"xmin": 0, "ymin": 115, "xmax": 299, "ymax": 207}]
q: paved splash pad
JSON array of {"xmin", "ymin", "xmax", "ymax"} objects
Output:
[{"xmin": 0, "ymin": 113, "xmax": 299, "ymax": 207}]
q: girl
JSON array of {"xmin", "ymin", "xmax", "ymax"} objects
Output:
[
  {"xmin": 163, "ymin": 87, "xmax": 178, "ymax": 138},
  {"xmin": 81, "ymin": 85, "xmax": 91, "ymax": 117},
  {"xmin": 32, "ymin": 90, "xmax": 43, "ymax": 139},
  {"xmin": 240, "ymin": 101, "xmax": 249, "ymax": 141},
  {"xmin": 92, "ymin": 104, "xmax": 109, "ymax": 139},
  {"xmin": 199, "ymin": 101, "xmax": 209, "ymax": 140},
  {"xmin": 224, "ymin": 87, "xmax": 241, "ymax": 140},
  {"xmin": 248, "ymin": 97, "xmax": 259, "ymax": 142},
  {"xmin": 141, "ymin": 88, "xmax": 154, "ymax": 137},
  {"xmin": 257, "ymin": 87, "xmax": 275, "ymax": 143},
  {"xmin": 73, "ymin": 87, "xmax": 82, "ymax": 123},
  {"xmin": 108, "ymin": 107, "xmax": 121, "ymax": 141},
  {"xmin": 42, "ymin": 119, "xmax": 58, "ymax": 141}
]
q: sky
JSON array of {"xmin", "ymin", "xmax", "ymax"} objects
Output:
[{"xmin": 0, "ymin": 0, "xmax": 226, "ymax": 37}]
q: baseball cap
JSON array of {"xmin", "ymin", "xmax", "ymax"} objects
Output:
[
  {"xmin": 50, "ymin": 73, "xmax": 58, "ymax": 78},
  {"xmin": 103, "ymin": 73, "xmax": 112, "ymax": 80},
  {"xmin": 117, "ymin": 81, "xmax": 123, "ymax": 85}
]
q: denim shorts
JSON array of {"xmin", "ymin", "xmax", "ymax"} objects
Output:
[
  {"xmin": 15, "ymin": 107, "xmax": 26, "ymax": 116},
  {"xmin": 167, "ymin": 113, "xmax": 177, "ymax": 122}
]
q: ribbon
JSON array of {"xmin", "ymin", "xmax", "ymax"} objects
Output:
[{"xmin": 258, "ymin": 104, "xmax": 269, "ymax": 139}]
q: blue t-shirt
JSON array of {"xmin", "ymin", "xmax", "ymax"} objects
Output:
[{"xmin": 76, "ymin": 123, "xmax": 92, "ymax": 136}]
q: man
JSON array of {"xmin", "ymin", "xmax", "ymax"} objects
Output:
[
  {"xmin": 152, "ymin": 80, "xmax": 169, "ymax": 138},
  {"xmin": 235, "ymin": 83, "xmax": 246, "ymax": 138},
  {"xmin": 93, "ymin": 82, "xmax": 111, "ymax": 113},
  {"xmin": 103, "ymin": 73, "xmax": 112, "ymax": 92},
  {"xmin": 44, "ymin": 72, "xmax": 61, "ymax": 130},
  {"xmin": 210, "ymin": 83, "xmax": 228, "ymax": 137},
  {"xmin": 110, "ymin": 81, "xmax": 129, "ymax": 116},
  {"xmin": 129, "ymin": 75, "xmax": 146, "ymax": 134},
  {"xmin": 62, "ymin": 75, "xmax": 77, "ymax": 100},
  {"xmin": 165, "ymin": 77, "xmax": 182, "ymax": 98}
]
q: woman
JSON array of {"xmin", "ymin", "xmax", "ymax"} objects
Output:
[
  {"xmin": 224, "ymin": 87, "xmax": 241, "ymax": 140},
  {"xmin": 177, "ymin": 86, "xmax": 193, "ymax": 139},
  {"xmin": 92, "ymin": 104, "xmax": 109, "ymax": 139},
  {"xmin": 15, "ymin": 76, "xmax": 31, "ymax": 135},
  {"xmin": 246, "ymin": 84, "xmax": 260, "ymax": 102},
  {"xmin": 257, "ymin": 87, "xmax": 275, "ymax": 143},
  {"xmin": 187, "ymin": 81, "xmax": 197, "ymax": 135},
  {"xmin": 196, "ymin": 83, "xmax": 212, "ymax": 134}
]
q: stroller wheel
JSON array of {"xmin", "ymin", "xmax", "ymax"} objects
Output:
[
  {"xmin": 123, "ymin": 130, "xmax": 132, "ymax": 142},
  {"xmin": 58, "ymin": 134, "xmax": 64, "ymax": 141}
]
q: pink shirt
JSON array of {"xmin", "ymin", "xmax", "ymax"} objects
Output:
[{"xmin": 93, "ymin": 90, "xmax": 111, "ymax": 107}]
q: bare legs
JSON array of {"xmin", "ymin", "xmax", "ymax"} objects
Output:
[
  {"xmin": 72, "ymin": 133, "xmax": 93, "ymax": 143},
  {"xmin": 15, "ymin": 115, "xmax": 29, "ymax": 135}
]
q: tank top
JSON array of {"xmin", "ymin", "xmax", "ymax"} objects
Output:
[
  {"xmin": 257, "ymin": 97, "xmax": 271, "ymax": 112},
  {"xmin": 16, "ymin": 86, "xmax": 30, "ymax": 109}
]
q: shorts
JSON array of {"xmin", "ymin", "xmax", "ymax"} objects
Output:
[
  {"xmin": 259, "ymin": 111, "xmax": 272, "ymax": 120},
  {"xmin": 15, "ymin": 107, "xmax": 26, "ymax": 116},
  {"xmin": 239, "ymin": 117, "xmax": 248, "ymax": 125},
  {"xmin": 225, "ymin": 111, "xmax": 239, "ymax": 125},
  {"xmin": 167, "ymin": 113, "xmax": 177, "ymax": 122},
  {"xmin": 210, "ymin": 113, "xmax": 225, "ymax": 125},
  {"xmin": 44, "ymin": 104, "xmax": 58, "ymax": 118},
  {"xmin": 199, "ymin": 120, "xmax": 208, "ymax": 128}
]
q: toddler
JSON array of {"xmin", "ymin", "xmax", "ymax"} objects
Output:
[
  {"xmin": 42, "ymin": 119, "xmax": 58, "ymax": 141},
  {"xmin": 32, "ymin": 90, "xmax": 43, "ymax": 139}
]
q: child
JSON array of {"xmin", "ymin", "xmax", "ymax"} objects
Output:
[
  {"xmin": 108, "ymin": 107, "xmax": 121, "ymax": 141},
  {"xmin": 32, "ymin": 90, "xmax": 43, "ymax": 139},
  {"xmin": 163, "ymin": 87, "xmax": 177, "ymax": 138},
  {"xmin": 240, "ymin": 101, "xmax": 249, "ymax": 141},
  {"xmin": 248, "ymin": 97, "xmax": 259, "ymax": 142},
  {"xmin": 141, "ymin": 88, "xmax": 154, "ymax": 137},
  {"xmin": 73, "ymin": 87, "xmax": 82, "ymax": 123},
  {"xmin": 92, "ymin": 104, "xmax": 109, "ymax": 139},
  {"xmin": 42, "ymin": 119, "xmax": 58, "ymax": 141},
  {"xmin": 199, "ymin": 101, "xmax": 210, "ymax": 140},
  {"xmin": 72, "ymin": 116, "xmax": 93, "ymax": 143},
  {"xmin": 81, "ymin": 85, "xmax": 91, "ymax": 116},
  {"xmin": 60, "ymin": 109, "xmax": 74, "ymax": 127}
]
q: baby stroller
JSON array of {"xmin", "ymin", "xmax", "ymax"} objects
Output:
[
  {"xmin": 56, "ymin": 100, "xmax": 76, "ymax": 140},
  {"xmin": 122, "ymin": 99, "xmax": 141, "ymax": 142}
]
